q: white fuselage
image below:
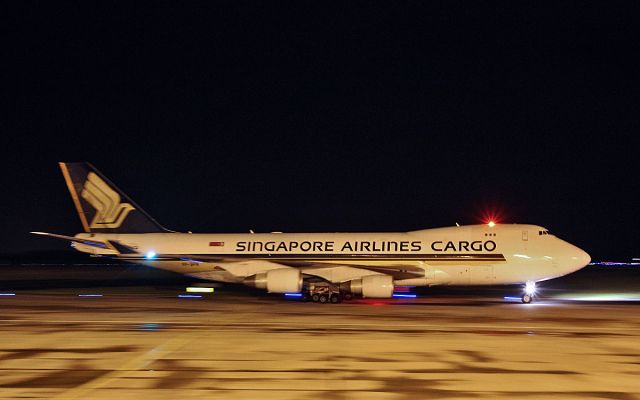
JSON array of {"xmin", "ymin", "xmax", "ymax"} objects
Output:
[{"xmin": 72, "ymin": 224, "xmax": 590, "ymax": 287}]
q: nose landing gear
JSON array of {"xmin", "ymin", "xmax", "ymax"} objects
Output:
[{"xmin": 521, "ymin": 281, "xmax": 536, "ymax": 303}]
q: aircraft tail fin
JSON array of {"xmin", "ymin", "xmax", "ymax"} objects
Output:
[{"xmin": 59, "ymin": 162, "xmax": 169, "ymax": 233}]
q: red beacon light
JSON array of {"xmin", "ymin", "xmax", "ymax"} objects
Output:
[{"xmin": 478, "ymin": 206, "xmax": 505, "ymax": 227}]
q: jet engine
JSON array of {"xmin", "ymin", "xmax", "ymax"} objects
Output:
[
  {"xmin": 243, "ymin": 268, "xmax": 303, "ymax": 293},
  {"xmin": 343, "ymin": 275, "xmax": 394, "ymax": 298}
]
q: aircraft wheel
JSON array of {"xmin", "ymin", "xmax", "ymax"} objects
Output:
[
  {"xmin": 319, "ymin": 294, "xmax": 329, "ymax": 303},
  {"xmin": 343, "ymin": 293, "xmax": 353, "ymax": 301},
  {"xmin": 330, "ymin": 294, "xmax": 342, "ymax": 304},
  {"xmin": 311, "ymin": 294, "xmax": 320, "ymax": 302},
  {"xmin": 521, "ymin": 294, "xmax": 532, "ymax": 304},
  {"xmin": 301, "ymin": 293, "xmax": 310, "ymax": 302}
]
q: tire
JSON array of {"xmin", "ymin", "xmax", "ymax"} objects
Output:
[
  {"xmin": 521, "ymin": 294, "xmax": 532, "ymax": 304},
  {"xmin": 343, "ymin": 293, "xmax": 353, "ymax": 301},
  {"xmin": 311, "ymin": 294, "xmax": 320, "ymax": 302},
  {"xmin": 330, "ymin": 294, "xmax": 342, "ymax": 304},
  {"xmin": 319, "ymin": 294, "xmax": 329, "ymax": 303}
]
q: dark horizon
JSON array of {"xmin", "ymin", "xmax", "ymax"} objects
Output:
[{"xmin": 3, "ymin": 3, "xmax": 639, "ymax": 261}]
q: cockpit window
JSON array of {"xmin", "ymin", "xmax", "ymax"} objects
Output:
[{"xmin": 539, "ymin": 230, "xmax": 550, "ymax": 235}]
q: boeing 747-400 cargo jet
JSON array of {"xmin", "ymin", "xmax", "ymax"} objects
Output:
[{"xmin": 33, "ymin": 163, "xmax": 591, "ymax": 303}]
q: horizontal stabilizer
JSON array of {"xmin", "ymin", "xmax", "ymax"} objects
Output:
[
  {"xmin": 30, "ymin": 232, "xmax": 109, "ymax": 249},
  {"xmin": 32, "ymin": 232, "xmax": 145, "ymax": 256}
]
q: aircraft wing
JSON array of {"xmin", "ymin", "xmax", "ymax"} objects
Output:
[
  {"xmin": 293, "ymin": 262, "xmax": 425, "ymax": 280},
  {"xmin": 136, "ymin": 254, "xmax": 425, "ymax": 280},
  {"xmin": 115, "ymin": 252, "xmax": 426, "ymax": 281}
]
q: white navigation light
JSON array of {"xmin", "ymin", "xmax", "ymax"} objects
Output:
[
  {"xmin": 525, "ymin": 281, "xmax": 536, "ymax": 296},
  {"xmin": 488, "ymin": 221, "xmax": 496, "ymax": 227},
  {"xmin": 145, "ymin": 251, "xmax": 157, "ymax": 259}
]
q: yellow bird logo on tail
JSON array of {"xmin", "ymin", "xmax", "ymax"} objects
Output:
[{"xmin": 81, "ymin": 172, "xmax": 135, "ymax": 229}]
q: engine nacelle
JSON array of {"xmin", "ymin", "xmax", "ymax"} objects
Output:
[
  {"xmin": 243, "ymin": 268, "xmax": 302, "ymax": 293},
  {"xmin": 345, "ymin": 275, "xmax": 394, "ymax": 298}
]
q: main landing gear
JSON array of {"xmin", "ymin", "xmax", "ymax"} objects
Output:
[{"xmin": 302, "ymin": 281, "xmax": 346, "ymax": 304}]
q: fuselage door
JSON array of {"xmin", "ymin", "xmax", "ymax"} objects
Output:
[{"xmin": 522, "ymin": 230, "xmax": 528, "ymax": 241}]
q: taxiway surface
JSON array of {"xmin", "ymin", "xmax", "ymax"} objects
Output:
[{"xmin": 1, "ymin": 288, "xmax": 639, "ymax": 399}]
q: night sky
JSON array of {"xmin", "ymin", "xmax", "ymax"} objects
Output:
[{"xmin": 2, "ymin": 2, "xmax": 639, "ymax": 260}]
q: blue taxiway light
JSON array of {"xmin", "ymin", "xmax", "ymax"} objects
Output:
[
  {"xmin": 145, "ymin": 251, "xmax": 157, "ymax": 259},
  {"xmin": 0, "ymin": 293, "xmax": 16, "ymax": 296},
  {"xmin": 590, "ymin": 261, "xmax": 640, "ymax": 267},
  {"xmin": 178, "ymin": 294, "xmax": 202, "ymax": 298},
  {"xmin": 284, "ymin": 293, "xmax": 303, "ymax": 297},
  {"xmin": 504, "ymin": 296, "xmax": 523, "ymax": 301},
  {"xmin": 78, "ymin": 294, "xmax": 103, "ymax": 297},
  {"xmin": 138, "ymin": 323, "xmax": 163, "ymax": 331}
]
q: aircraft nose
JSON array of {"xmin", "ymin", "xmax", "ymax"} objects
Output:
[
  {"xmin": 578, "ymin": 248, "xmax": 591, "ymax": 266},
  {"xmin": 567, "ymin": 245, "xmax": 591, "ymax": 271}
]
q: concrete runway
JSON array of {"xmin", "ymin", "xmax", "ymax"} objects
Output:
[{"xmin": 1, "ymin": 288, "xmax": 640, "ymax": 399}]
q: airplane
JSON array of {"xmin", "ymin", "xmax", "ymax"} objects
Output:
[{"xmin": 33, "ymin": 162, "xmax": 591, "ymax": 304}]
